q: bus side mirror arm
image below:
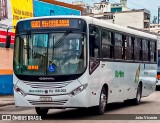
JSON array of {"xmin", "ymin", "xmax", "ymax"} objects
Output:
[
  {"xmin": 5, "ymin": 35, "xmax": 11, "ymax": 48},
  {"xmin": 5, "ymin": 26, "xmax": 15, "ymax": 48}
]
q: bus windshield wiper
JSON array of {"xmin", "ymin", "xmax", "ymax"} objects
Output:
[
  {"xmin": 26, "ymin": 31, "xmax": 31, "ymax": 64},
  {"xmin": 54, "ymin": 30, "xmax": 71, "ymax": 48}
]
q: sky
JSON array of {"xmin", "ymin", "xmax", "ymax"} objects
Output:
[{"xmin": 58, "ymin": 0, "xmax": 160, "ymax": 22}]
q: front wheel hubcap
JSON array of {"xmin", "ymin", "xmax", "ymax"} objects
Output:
[
  {"xmin": 137, "ymin": 87, "xmax": 141, "ymax": 102},
  {"xmin": 100, "ymin": 92, "xmax": 107, "ymax": 111}
]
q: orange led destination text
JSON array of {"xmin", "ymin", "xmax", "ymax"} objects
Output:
[
  {"xmin": 28, "ymin": 65, "xmax": 39, "ymax": 70},
  {"xmin": 31, "ymin": 19, "xmax": 70, "ymax": 28}
]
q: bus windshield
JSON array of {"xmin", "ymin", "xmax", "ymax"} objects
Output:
[{"xmin": 14, "ymin": 31, "xmax": 87, "ymax": 76}]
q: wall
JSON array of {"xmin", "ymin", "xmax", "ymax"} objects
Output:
[
  {"xmin": 34, "ymin": 0, "xmax": 81, "ymax": 16},
  {"xmin": 114, "ymin": 11, "xmax": 144, "ymax": 29},
  {"xmin": 0, "ymin": 48, "xmax": 13, "ymax": 94}
]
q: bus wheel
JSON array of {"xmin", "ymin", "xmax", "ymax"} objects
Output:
[
  {"xmin": 93, "ymin": 86, "xmax": 107, "ymax": 115},
  {"xmin": 35, "ymin": 107, "xmax": 49, "ymax": 117},
  {"xmin": 133, "ymin": 84, "xmax": 142, "ymax": 105}
]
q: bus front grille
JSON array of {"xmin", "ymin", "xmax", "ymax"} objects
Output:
[
  {"xmin": 28, "ymin": 100, "xmax": 68, "ymax": 106},
  {"xmin": 23, "ymin": 81, "xmax": 72, "ymax": 89}
]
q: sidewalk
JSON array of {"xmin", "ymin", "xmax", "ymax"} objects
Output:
[{"xmin": 0, "ymin": 95, "xmax": 14, "ymax": 107}]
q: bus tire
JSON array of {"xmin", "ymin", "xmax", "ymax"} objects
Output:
[
  {"xmin": 35, "ymin": 107, "xmax": 49, "ymax": 117},
  {"xmin": 93, "ymin": 86, "xmax": 107, "ymax": 115},
  {"xmin": 133, "ymin": 83, "xmax": 142, "ymax": 105}
]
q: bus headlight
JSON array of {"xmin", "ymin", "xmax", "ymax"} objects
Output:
[
  {"xmin": 14, "ymin": 85, "xmax": 26, "ymax": 97},
  {"xmin": 70, "ymin": 84, "xmax": 88, "ymax": 96}
]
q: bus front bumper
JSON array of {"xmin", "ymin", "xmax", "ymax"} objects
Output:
[{"xmin": 14, "ymin": 89, "xmax": 89, "ymax": 108}]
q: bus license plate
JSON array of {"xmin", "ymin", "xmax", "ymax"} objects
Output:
[{"xmin": 39, "ymin": 97, "xmax": 52, "ymax": 101}]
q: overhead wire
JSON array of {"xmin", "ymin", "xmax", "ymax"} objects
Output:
[{"xmin": 110, "ymin": 0, "xmax": 158, "ymax": 17}]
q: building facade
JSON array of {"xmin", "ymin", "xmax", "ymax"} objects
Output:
[
  {"xmin": 111, "ymin": 3, "xmax": 129, "ymax": 12},
  {"xmin": 34, "ymin": 0, "xmax": 81, "ymax": 17},
  {"xmin": 92, "ymin": 1, "xmax": 111, "ymax": 14},
  {"xmin": 85, "ymin": 9, "xmax": 150, "ymax": 31},
  {"xmin": 0, "ymin": 0, "xmax": 8, "ymax": 20},
  {"xmin": 114, "ymin": 9, "xmax": 150, "ymax": 30},
  {"xmin": 150, "ymin": 24, "xmax": 160, "ymax": 34},
  {"xmin": 72, "ymin": 1, "xmax": 92, "ymax": 15}
]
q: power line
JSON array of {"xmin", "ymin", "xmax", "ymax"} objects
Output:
[
  {"xmin": 110, "ymin": 0, "xmax": 157, "ymax": 14},
  {"xmin": 127, "ymin": 0, "xmax": 157, "ymax": 14}
]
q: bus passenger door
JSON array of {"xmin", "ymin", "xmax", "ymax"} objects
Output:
[{"xmin": 88, "ymin": 25, "xmax": 104, "ymax": 105}]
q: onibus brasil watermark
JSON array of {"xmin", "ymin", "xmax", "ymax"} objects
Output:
[
  {"xmin": 135, "ymin": 115, "xmax": 158, "ymax": 120},
  {"xmin": 1, "ymin": 114, "xmax": 160, "ymax": 120},
  {"xmin": 1, "ymin": 114, "xmax": 42, "ymax": 121}
]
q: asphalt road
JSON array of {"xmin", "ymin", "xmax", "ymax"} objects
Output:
[{"xmin": 1, "ymin": 88, "xmax": 160, "ymax": 123}]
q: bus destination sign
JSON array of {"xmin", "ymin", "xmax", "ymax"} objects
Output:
[{"xmin": 31, "ymin": 19, "xmax": 70, "ymax": 28}]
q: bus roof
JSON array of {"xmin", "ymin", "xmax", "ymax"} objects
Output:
[{"xmin": 17, "ymin": 16, "xmax": 157, "ymax": 40}]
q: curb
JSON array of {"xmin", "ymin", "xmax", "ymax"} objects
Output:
[{"xmin": 0, "ymin": 102, "xmax": 15, "ymax": 107}]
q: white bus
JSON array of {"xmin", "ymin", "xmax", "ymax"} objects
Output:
[{"xmin": 13, "ymin": 16, "xmax": 157, "ymax": 116}]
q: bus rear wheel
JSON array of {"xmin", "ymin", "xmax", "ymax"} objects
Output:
[
  {"xmin": 35, "ymin": 107, "xmax": 49, "ymax": 117},
  {"xmin": 93, "ymin": 86, "xmax": 107, "ymax": 115},
  {"xmin": 133, "ymin": 83, "xmax": 142, "ymax": 105}
]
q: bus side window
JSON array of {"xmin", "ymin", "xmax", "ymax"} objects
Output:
[
  {"xmin": 150, "ymin": 41, "xmax": 156, "ymax": 62},
  {"xmin": 101, "ymin": 28, "xmax": 112, "ymax": 58},
  {"xmin": 114, "ymin": 33, "xmax": 122, "ymax": 59},
  {"xmin": 134, "ymin": 38, "xmax": 140, "ymax": 61},
  {"xmin": 125, "ymin": 36, "xmax": 134, "ymax": 60},
  {"xmin": 142, "ymin": 39, "xmax": 149, "ymax": 61},
  {"xmin": 89, "ymin": 25, "xmax": 100, "ymax": 58}
]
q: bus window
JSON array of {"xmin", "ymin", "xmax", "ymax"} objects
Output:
[
  {"xmin": 89, "ymin": 25, "xmax": 100, "ymax": 58},
  {"xmin": 14, "ymin": 36, "xmax": 20, "ymax": 72},
  {"xmin": 33, "ymin": 34, "xmax": 48, "ymax": 47},
  {"xmin": 134, "ymin": 38, "xmax": 141, "ymax": 61},
  {"xmin": 142, "ymin": 39, "xmax": 149, "ymax": 61},
  {"xmin": 114, "ymin": 33, "xmax": 122, "ymax": 59},
  {"xmin": 150, "ymin": 41, "xmax": 156, "ymax": 62},
  {"xmin": 158, "ymin": 50, "xmax": 160, "ymax": 64},
  {"xmin": 154, "ymin": 42, "xmax": 157, "ymax": 62},
  {"xmin": 126, "ymin": 36, "xmax": 134, "ymax": 60},
  {"xmin": 101, "ymin": 29, "xmax": 112, "ymax": 58},
  {"xmin": 157, "ymin": 50, "xmax": 160, "ymax": 78}
]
